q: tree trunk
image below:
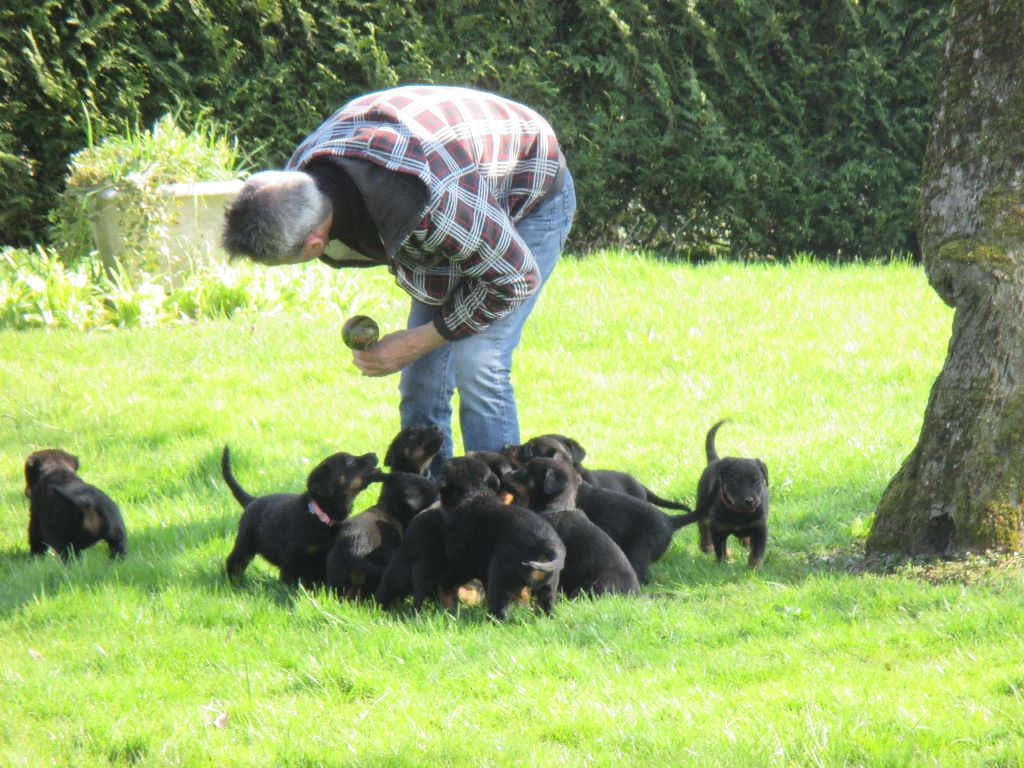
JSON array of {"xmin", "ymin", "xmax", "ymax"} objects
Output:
[{"xmin": 867, "ymin": 1, "xmax": 1024, "ymax": 556}]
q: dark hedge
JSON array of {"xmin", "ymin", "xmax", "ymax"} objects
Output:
[{"xmin": 0, "ymin": 0, "xmax": 948, "ymax": 259}]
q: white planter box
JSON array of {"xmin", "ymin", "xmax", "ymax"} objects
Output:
[{"xmin": 88, "ymin": 180, "xmax": 243, "ymax": 282}]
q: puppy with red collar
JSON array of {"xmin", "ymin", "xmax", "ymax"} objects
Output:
[
  {"xmin": 221, "ymin": 446, "xmax": 381, "ymax": 587},
  {"xmin": 693, "ymin": 421, "xmax": 770, "ymax": 569}
]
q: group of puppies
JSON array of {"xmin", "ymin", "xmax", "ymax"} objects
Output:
[{"xmin": 21, "ymin": 421, "xmax": 770, "ymax": 620}]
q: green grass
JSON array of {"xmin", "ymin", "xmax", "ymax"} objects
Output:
[{"xmin": 2, "ymin": 253, "xmax": 1022, "ymax": 767}]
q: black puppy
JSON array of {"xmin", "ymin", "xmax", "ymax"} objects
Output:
[
  {"xmin": 503, "ymin": 457, "xmax": 639, "ymax": 597},
  {"xmin": 464, "ymin": 449, "xmax": 520, "ymax": 504},
  {"xmin": 518, "ymin": 456, "xmax": 698, "ymax": 584},
  {"xmin": 23, "ymin": 448, "xmax": 127, "ymax": 561},
  {"xmin": 384, "ymin": 424, "xmax": 445, "ymax": 475},
  {"xmin": 464, "ymin": 449, "xmax": 518, "ymax": 480},
  {"xmin": 693, "ymin": 420, "xmax": 770, "ymax": 568},
  {"xmin": 514, "ymin": 434, "xmax": 693, "ymax": 512},
  {"xmin": 437, "ymin": 457, "xmax": 565, "ymax": 620},
  {"xmin": 325, "ymin": 471, "xmax": 438, "ymax": 600},
  {"xmin": 375, "ymin": 505, "xmax": 453, "ymax": 612},
  {"xmin": 222, "ymin": 446, "xmax": 380, "ymax": 587}
]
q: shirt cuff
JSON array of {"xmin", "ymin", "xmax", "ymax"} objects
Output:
[{"xmin": 432, "ymin": 313, "xmax": 460, "ymax": 341}]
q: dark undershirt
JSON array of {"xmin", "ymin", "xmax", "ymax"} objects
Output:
[{"xmin": 305, "ymin": 158, "xmax": 387, "ymax": 260}]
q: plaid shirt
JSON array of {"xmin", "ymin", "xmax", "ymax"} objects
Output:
[{"xmin": 287, "ymin": 85, "xmax": 564, "ymax": 340}]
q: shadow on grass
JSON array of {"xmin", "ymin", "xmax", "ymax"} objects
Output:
[
  {"xmin": 0, "ymin": 443, "xmax": 314, "ymax": 614},
  {"xmin": 0, "ymin": 461, "xmax": 932, "ymax": 624},
  {"xmin": 0, "ymin": 521, "xmax": 870, "ymax": 624}
]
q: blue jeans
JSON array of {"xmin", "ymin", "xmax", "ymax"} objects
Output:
[{"xmin": 398, "ymin": 171, "xmax": 577, "ymax": 467}]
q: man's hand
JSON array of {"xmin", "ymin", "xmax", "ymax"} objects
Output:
[{"xmin": 352, "ymin": 322, "xmax": 447, "ymax": 377}]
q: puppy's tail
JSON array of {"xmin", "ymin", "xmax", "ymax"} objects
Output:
[
  {"xmin": 221, "ymin": 446, "xmax": 255, "ymax": 508},
  {"xmin": 644, "ymin": 489, "xmax": 694, "ymax": 513},
  {"xmin": 705, "ymin": 419, "xmax": 727, "ymax": 463},
  {"xmin": 523, "ymin": 549, "xmax": 566, "ymax": 579},
  {"xmin": 668, "ymin": 509, "xmax": 704, "ymax": 531}
]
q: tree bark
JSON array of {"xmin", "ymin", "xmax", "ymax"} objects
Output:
[{"xmin": 867, "ymin": 0, "xmax": 1024, "ymax": 556}]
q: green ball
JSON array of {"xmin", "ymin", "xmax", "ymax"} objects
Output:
[{"xmin": 341, "ymin": 315, "xmax": 380, "ymax": 350}]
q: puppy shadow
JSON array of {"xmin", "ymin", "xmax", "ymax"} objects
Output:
[{"xmin": 643, "ymin": 535, "xmax": 851, "ymax": 596}]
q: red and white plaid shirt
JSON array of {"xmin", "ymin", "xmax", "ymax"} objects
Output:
[{"xmin": 287, "ymin": 85, "xmax": 564, "ymax": 339}]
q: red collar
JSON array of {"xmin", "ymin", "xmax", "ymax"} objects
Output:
[
  {"xmin": 718, "ymin": 486, "xmax": 748, "ymax": 515},
  {"xmin": 308, "ymin": 499, "xmax": 334, "ymax": 526}
]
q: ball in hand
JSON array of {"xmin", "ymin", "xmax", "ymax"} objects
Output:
[{"xmin": 341, "ymin": 315, "xmax": 380, "ymax": 350}]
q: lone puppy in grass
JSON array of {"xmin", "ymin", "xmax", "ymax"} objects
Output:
[
  {"xmin": 437, "ymin": 457, "xmax": 565, "ymax": 620},
  {"xmin": 384, "ymin": 424, "xmax": 445, "ymax": 476},
  {"xmin": 222, "ymin": 446, "xmax": 380, "ymax": 587},
  {"xmin": 513, "ymin": 433, "xmax": 693, "ymax": 512},
  {"xmin": 503, "ymin": 457, "xmax": 639, "ymax": 597},
  {"xmin": 693, "ymin": 420, "xmax": 770, "ymax": 569},
  {"xmin": 325, "ymin": 470, "xmax": 438, "ymax": 600},
  {"xmin": 23, "ymin": 448, "xmax": 127, "ymax": 561}
]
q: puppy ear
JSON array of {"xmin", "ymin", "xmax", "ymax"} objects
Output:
[
  {"xmin": 542, "ymin": 467, "xmax": 564, "ymax": 496},
  {"xmin": 501, "ymin": 444, "xmax": 522, "ymax": 468},
  {"xmin": 483, "ymin": 466, "xmax": 500, "ymax": 493},
  {"xmin": 556, "ymin": 435, "xmax": 587, "ymax": 464},
  {"xmin": 306, "ymin": 462, "xmax": 334, "ymax": 498},
  {"xmin": 403, "ymin": 487, "xmax": 425, "ymax": 511},
  {"xmin": 708, "ymin": 473, "xmax": 722, "ymax": 501},
  {"xmin": 383, "ymin": 441, "xmax": 399, "ymax": 469},
  {"xmin": 419, "ymin": 480, "xmax": 439, "ymax": 507},
  {"xmin": 756, "ymin": 459, "xmax": 769, "ymax": 486},
  {"xmin": 24, "ymin": 457, "xmax": 40, "ymax": 495}
]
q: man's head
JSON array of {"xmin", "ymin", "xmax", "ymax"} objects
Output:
[{"xmin": 221, "ymin": 170, "xmax": 332, "ymax": 265}]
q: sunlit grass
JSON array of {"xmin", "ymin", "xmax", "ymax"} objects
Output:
[{"xmin": 4, "ymin": 252, "xmax": 1019, "ymax": 768}]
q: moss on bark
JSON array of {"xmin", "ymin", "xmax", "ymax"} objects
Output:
[{"xmin": 870, "ymin": 0, "xmax": 1024, "ymax": 559}]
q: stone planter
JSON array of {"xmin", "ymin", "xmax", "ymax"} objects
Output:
[{"xmin": 88, "ymin": 179, "xmax": 243, "ymax": 282}]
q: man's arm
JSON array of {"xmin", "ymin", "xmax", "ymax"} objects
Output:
[{"xmin": 352, "ymin": 322, "xmax": 446, "ymax": 377}]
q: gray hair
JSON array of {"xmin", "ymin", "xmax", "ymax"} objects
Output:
[{"xmin": 221, "ymin": 170, "xmax": 331, "ymax": 264}]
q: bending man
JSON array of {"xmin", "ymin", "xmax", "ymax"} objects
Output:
[{"xmin": 222, "ymin": 85, "xmax": 576, "ymax": 467}]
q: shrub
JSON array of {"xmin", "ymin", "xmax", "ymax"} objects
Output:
[
  {"xmin": 50, "ymin": 113, "xmax": 248, "ymax": 270},
  {"xmin": 1, "ymin": 0, "xmax": 948, "ymax": 260}
]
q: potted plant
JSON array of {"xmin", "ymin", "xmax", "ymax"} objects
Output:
[{"xmin": 52, "ymin": 114, "xmax": 249, "ymax": 284}]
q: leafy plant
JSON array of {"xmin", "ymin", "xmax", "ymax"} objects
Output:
[
  {"xmin": 0, "ymin": 244, "xmax": 397, "ymax": 330},
  {"xmin": 0, "ymin": 246, "xmax": 107, "ymax": 330},
  {"xmin": 49, "ymin": 113, "xmax": 248, "ymax": 271}
]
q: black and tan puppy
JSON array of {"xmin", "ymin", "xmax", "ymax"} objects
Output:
[
  {"xmin": 438, "ymin": 457, "xmax": 565, "ymax": 620},
  {"xmin": 464, "ymin": 449, "xmax": 520, "ymax": 504},
  {"xmin": 508, "ymin": 453, "xmax": 699, "ymax": 584},
  {"xmin": 514, "ymin": 433, "xmax": 692, "ymax": 512},
  {"xmin": 325, "ymin": 471, "xmax": 439, "ymax": 600},
  {"xmin": 375, "ymin": 505, "xmax": 453, "ymax": 612},
  {"xmin": 222, "ymin": 446, "xmax": 380, "ymax": 587},
  {"xmin": 23, "ymin": 448, "xmax": 127, "ymax": 561},
  {"xmin": 693, "ymin": 420, "xmax": 770, "ymax": 568},
  {"xmin": 503, "ymin": 457, "xmax": 639, "ymax": 597},
  {"xmin": 384, "ymin": 424, "xmax": 445, "ymax": 475},
  {"xmin": 464, "ymin": 450, "xmax": 518, "ymax": 481}
]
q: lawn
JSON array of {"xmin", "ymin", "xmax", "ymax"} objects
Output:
[{"xmin": 2, "ymin": 252, "xmax": 1022, "ymax": 767}]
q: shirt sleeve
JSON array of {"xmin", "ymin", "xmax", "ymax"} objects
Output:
[{"xmin": 426, "ymin": 196, "xmax": 542, "ymax": 341}]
